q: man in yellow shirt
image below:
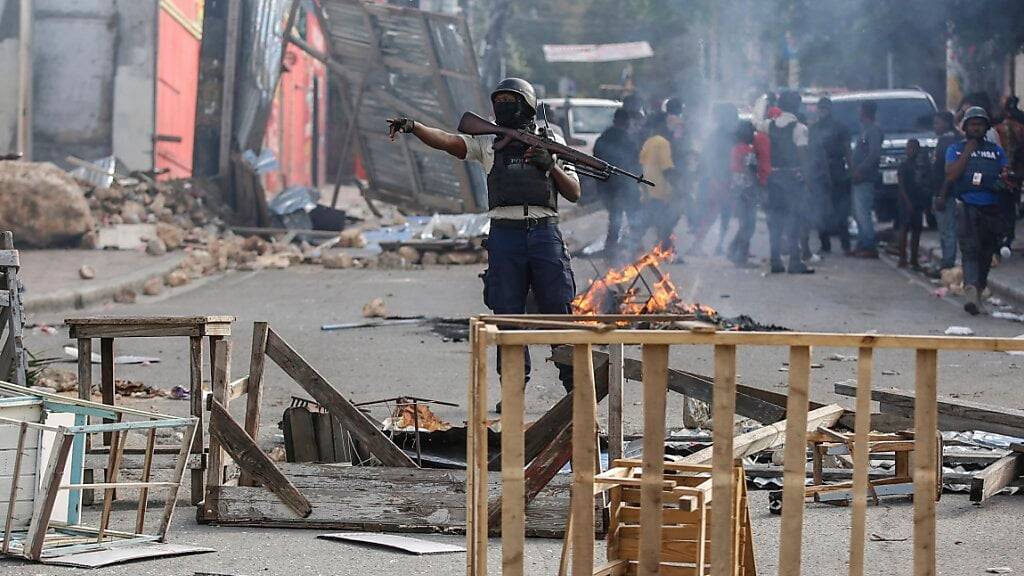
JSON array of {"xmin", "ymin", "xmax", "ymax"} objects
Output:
[{"xmin": 638, "ymin": 112, "xmax": 680, "ymax": 253}]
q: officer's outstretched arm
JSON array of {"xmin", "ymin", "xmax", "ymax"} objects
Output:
[{"xmin": 387, "ymin": 118, "xmax": 467, "ymax": 159}]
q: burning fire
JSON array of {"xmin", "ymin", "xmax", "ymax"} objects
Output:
[{"xmin": 572, "ymin": 242, "xmax": 717, "ymax": 317}]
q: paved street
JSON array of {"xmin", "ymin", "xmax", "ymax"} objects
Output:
[{"xmin": 12, "ymin": 214, "xmax": 1024, "ymax": 575}]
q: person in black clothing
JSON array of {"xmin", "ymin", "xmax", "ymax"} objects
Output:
[
  {"xmin": 593, "ymin": 108, "xmax": 641, "ymax": 259},
  {"xmin": 810, "ymin": 97, "xmax": 852, "ymax": 253},
  {"xmin": 930, "ymin": 111, "xmax": 960, "ymax": 271},
  {"xmin": 896, "ymin": 139, "xmax": 931, "ymax": 268}
]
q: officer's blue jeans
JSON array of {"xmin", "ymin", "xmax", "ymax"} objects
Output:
[
  {"xmin": 486, "ymin": 223, "xmax": 576, "ymax": 391},
  {"xmin": 851, "ymin": 181, "xmax": 877, "ymax": 251},
  {"xmin": 935, "ymin": 201, "xmax": 958, "ymax": 269}
]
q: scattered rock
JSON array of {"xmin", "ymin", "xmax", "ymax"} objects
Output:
[
  {"xmin": 155, "ymin": 222, "xmax": 186, "ymax": 250},
  {"xmin": 145, "ymin": 237, "xmax": 167, "ymax": 256},
  {"xmin": 0, "ymin": 161, "xmax": 95, "ymax": 247},
  {"xmin": 36, "ymin": 368, "xmax": 78, "ymax": 393},
  {"xmin": 397, "ymin": 246, "xmax": 421, "ymax": 265},
  {"xmin": 377, "ymin": 251, "xmax": 407, "ymax": 269},
  {"xmin": 339, "ymin": 228, "xmax": 367, "ymax": 248},
  {"xmin": 164, "ymin": 269, "xmax": 190, "ymax": 287},
  {"xmin": 321, "ymin": 250, "xmax": 355, "ymax": 269},
  {"xmin": 120, "ymin": 200, "xmax": 147, "ymax": 224},
  {"xmin": 420, "ymin": 251, "xmax": 438, "ymax": 266},
  {"xmin": 362, "ymin": 297, "xmax": 387, "ymax": 318},
  {"xmin": 242, "ymin": 235, "xmax": 270, "ymax": 255},
  {"xmin": 439, "ymin": 251, "xmax": 478, "ymax": 265},
  {"xmin": 113, "ymin": 287, "xmax": 137, "ymax": 304},
  {"xmin": 78, "ymin": 265, "xmax": 95, "ymax": 280},
  {"xmin": 142, "ymin": 277, "xmax": 163, "ymax": 296},
  {"xmin": 432, "ymin": 222, "xmax": 458, "ymax": 240}
]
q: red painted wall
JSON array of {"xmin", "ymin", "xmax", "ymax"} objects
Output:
[
  {"xmin": 155, "ymin": 0, "xmax": 202, "ymax": 178},
  {"xmin": 262, "ymin": 14, "xmax": 328, "ymax": 193}
]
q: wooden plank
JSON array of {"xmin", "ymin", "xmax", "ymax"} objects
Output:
[
  {"xmin": 158, "ymin": 422, "xmax": 196, "ymax": 540},
  {"xmin": 314, "ymin": 413, "xmax": 336, "ymax": 463},
  {"xmin": 100, "ymin": 338, "xmax": 114, "ymax": 446},
  {"xmin": 135, "ymin": 428, "xmax": 157, "ymax": 534},
  {"xmin": 218, "ymin": 0, "xmax": 241, "ymax": 175},
  {"xmin": 206, "ymin": 337, "xmax": 232, "ymax": 488},
  {"xmin": 491, "ymin": 330, "xmax": 1024, "ymax": 352},
  {"xmin": 571, "ymin": 344, "xmax": 596, "ymax": 576},
  {"xmin": 204, "ymin": 467, "xmax": 593, "ymax": 537},
  {"xmin": 638, "ymin": 344, "xmax": 668, "ymax": 576},
  {"xmin": 283, "ymin": 407, "xmax": 320, "ymax": 463},
  {"xmin": 65, "ymin": 316, "xmax": 235, "ymax": 326},
  {"xmin": 208, "ymin": 400, "xmax": 311, "ymax": 518},
  {"xmin": 608, "ymin": 344, "xmax": 624, "ymax": 462},
  {"xmin": 833, "ymin": 382, "xmax": 1024, "ymax": 438},
  {"xmin": 969, "ymin": 453, "xmax": 1024, "ymax": 503},
  {"xmin": 848, "ymin": 348, "xmax": 873, "ymax": 576},
  {"xmin": 710, "ymin": 345, "xmax": 736, "ymax": 576},
  {"xmin": 473, "ymin": 322, "xmax": 489, "ymax": 575},
  {"xmin": 466, "ymin": 321, "xmax": 477, "ymax": 576},
  {"xmin": 77, "ymin": 337, "xmax": 93, "ymax": 508},
  {"xmin": 2, "ymin": 422, "xmax": 28, "ymax": 553},
  {"xmin": 681, "ymin": 404, "xmax": 845, "ymax": 466},
  {"xmin": 778, "ymin": 346, "xmax": 811, "ymax": 576},
  {"xmin": 913, "ymin": 349, "xmax": 938, "ymax": 576},
  {"xmin": 188, "ymin": 336, "xmax": 204, "ymax": 506},
  {"xmin": 264, "ymin": 328, "xmax": 415, "ymax": 467},
  {"xmin": 488, "ymin": 422, "xmax": 572, "ymax": 529},
  {"xmin": 500, "ymin": 345, "xmax": 525, "ymax": 576},
  {"xmin": 240, "ymin": 321, "xmax": 269, "ymax": 486},
  {"xmin": 0, "ymin": 250, "xmax": 19, "ymax": 267},
  {"xmin": 25, "ymin": 433, "xmax": 74, "ymax": 560},
  {"xmin": 97, "ymin": 429, "xmax": 126, "ymax": 541}
]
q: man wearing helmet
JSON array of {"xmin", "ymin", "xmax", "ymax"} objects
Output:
[
  {"xmin": 936, "ymin": 106, "xmax": 1010, "ymax": 315},
  {"xmin": 387, "ymin": 78, "xmax": 581, "ymax": 410}
]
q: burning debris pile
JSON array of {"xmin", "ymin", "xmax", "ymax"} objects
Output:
[{"xmin": 573, "ymin": 242, "xmax": 785, "ymax": 331}]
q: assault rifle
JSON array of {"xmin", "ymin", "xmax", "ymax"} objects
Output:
[{"xmin": 457, "ymin": 112, "xmax": 654, "ymax": 187}]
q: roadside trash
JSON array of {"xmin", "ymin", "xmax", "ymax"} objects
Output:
[
  {"xmin": 170, "ymin": 385, "xmax": 190, "ymax": 400},
  {"xmin": 881, "ymin": 369, "xmax": 900, "ymax": 376},
  {"xmin": 361, "ymin": 297, "xmax": 388, "ymax": 318},
  {"xmin": 64, "ymin": 346, "xmax": 161, "ymax": 365},
  {"xmin": 945, "ymin": 326, "xmax": 975, "ymax": 336},
  {"xmin": 992, "ymin": 311, "xmax": 1024, "ymax": 322},
  {"xmin": 317, "ymin": 532, "xmax": 464, "ymax": 555},
  {"xmin": 987, "ymin": 568, "xmax": 1012, "ymax": 574},
  {"xmin": 869, "ymin": 533, "xmax": 908, "ymax": 542},
  {"xmin": 38, "ymin": 324, "xmax": 57, "ymax": 335},
  {"xmin": 827, "ymin": 353, "xmax": 857, "ymax": 362},
  {"xmin": 321, "ymin": 316, "xmax": 424, "ymax": 331}
]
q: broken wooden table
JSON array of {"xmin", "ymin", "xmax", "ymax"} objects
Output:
[{"xmin": 64, "ymin": 316, "xmax": 234, "ymax": 507}]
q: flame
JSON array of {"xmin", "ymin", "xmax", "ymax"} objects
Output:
[{"xmin": 572, "ymin": 241, "xmax": 716, "ymax": 317}]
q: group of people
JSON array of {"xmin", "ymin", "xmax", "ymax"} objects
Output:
[{"xmin": 593, "ymin": 89, "xmax": 1024, "ymax": 314}]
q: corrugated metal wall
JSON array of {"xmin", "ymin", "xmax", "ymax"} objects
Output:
[{"xmin": 155, "ymin": 0, "xmax": 202, "ymax": 178}]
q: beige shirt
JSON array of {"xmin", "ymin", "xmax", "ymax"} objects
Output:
[{"xmin": 459, "ymin": 133, "xmax": 579, "ymax": 219}]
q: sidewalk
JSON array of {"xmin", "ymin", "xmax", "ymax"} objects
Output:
[
  {"xmin": 917, "ymin": 218, "xmax": 1024, "ymax": 305},
  {"xmin": 17, "ymin": 249, "xmax": 186, "ymax": 314}
]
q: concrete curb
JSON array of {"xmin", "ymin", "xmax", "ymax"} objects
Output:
[{"xmin": 23, "ymin": 253, "xmax": 187, "ymax": 315}]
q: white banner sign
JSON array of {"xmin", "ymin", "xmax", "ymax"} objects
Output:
[{"xmin": 542, "ymin": 41, "xmax": 654, "ymax": 63}]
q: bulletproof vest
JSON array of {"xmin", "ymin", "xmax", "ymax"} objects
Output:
[
  {"xmin": 955, "ymin": 140, "xmax": 1003, "ymax": 197},
  {"xmin": 769, "ymin": 121, "xmax": 799, "ymax": 169},
  {"xmin": 487, "ymin": 139, "xmax": 558, "ymax": 212}
]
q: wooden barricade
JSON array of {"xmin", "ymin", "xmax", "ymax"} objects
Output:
[
  {"xmin": 466, "ymin": 316, "xmax": 1024, "ymax": 576},
  {"xmin": 0, "ymin": 232, "xmax": 27, "ymax": 387}
]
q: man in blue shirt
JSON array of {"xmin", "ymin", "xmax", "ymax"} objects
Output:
[{"xmin": 936, "ymin": 106, "xmax": 1010, "ymax": 315}]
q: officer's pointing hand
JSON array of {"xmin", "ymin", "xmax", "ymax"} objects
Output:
[
  {"xmin": 524, "ymin": 147, "xmax": 554, "ymax": 172},
  {"xmin": 387, "ymin": 118, "xmax": 415, "ymax": 140}
]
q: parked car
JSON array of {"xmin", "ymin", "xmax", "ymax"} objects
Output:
[
  {"xmin": 828, "ymin": 89, "xmax": 939, "ymax": 222},
  {"xmin": 539, "ymin": 98, "xmax": 622, "ymax": 156}
]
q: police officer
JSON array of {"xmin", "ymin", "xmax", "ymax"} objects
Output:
[
  {"xmin": 936, "ymin": 106, "xmax": 1010, "ymax": 315},
  {"xmin": 387, "ymin": 78, "xmax": 580, "ymax": 410}
]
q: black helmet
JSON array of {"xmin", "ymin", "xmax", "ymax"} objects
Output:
[
  {"xmin": 961, "ymin": 106, "xmax": 990, "ymax": 130},
  {"xmin": 491, "ymin": 78, "xmax": 537, "ymax": 116}
]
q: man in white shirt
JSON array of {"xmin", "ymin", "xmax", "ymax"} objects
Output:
[{"xmin": 388, "ymin": 78, "xmax": 581, "ymax": 411}]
